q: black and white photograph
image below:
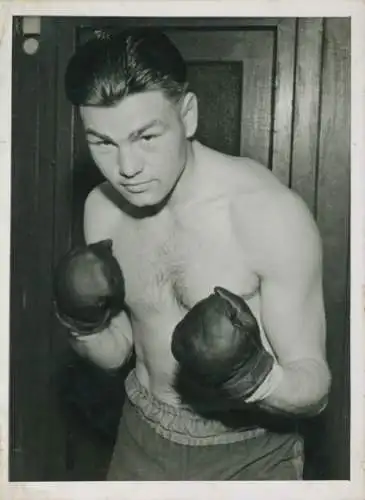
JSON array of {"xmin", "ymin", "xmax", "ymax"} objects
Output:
[{"xmin": 1, "ymin": 1, "xmax": 364, "ymax": 499}]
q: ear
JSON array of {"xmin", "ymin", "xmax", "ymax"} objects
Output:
[{"xmin": 180, "ymin": 92, "xmax": 198, "ymax": 139}]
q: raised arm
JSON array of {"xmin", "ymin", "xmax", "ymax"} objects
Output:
[
  {"xmin": 68, "ymin": 185, "xmax": 134, "ymax": 371},
  {"xmin": 241, "ymin": 191, "xmax": 331, "ymax": 416}
]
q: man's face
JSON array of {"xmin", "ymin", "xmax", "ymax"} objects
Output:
[{"xmin": 80, "ymin": 90, "xmax": 193, "ymax": 207}]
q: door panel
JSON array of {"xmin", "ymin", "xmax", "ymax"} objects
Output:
[
  {"xmin": 271, "ymin": 19, "xmax": 296, "ymax": 186},
  {"xmin": 290, "ymin": 18, "xmax": 323, "ymax": 213},
  {"xmin": 187, "ymin": 61, "xmax": 243, "ymax": 155},
  {"xmin": 167, "ymin": 30, "xmax": 275, "ymax": 164}
]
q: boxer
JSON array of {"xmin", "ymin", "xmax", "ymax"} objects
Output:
[{"xmin": 56, "ymin": 27, "xmax": 331, "ymax": 480}]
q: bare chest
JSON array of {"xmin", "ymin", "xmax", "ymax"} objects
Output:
[{"xmin": 114, "ymin": 204, "xmax": 259, "ymax": 313}]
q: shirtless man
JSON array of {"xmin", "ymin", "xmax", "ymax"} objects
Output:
[{"xmin": 60, "ymin": 28, "xmax": 331, "ymax": 480}]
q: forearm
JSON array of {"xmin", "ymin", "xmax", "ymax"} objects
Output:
[
  {"xmin": 247, "ymin": 358, "xmax": 331, "ymax": 417},
  {"xmin": 69, "ymin": 327, "xmax": 133, "ymax": 371}
]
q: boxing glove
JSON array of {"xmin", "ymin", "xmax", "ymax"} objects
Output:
[
  {"xmin": 53, "ymin": 239, "xmax": 125, "ymax": 336},
  {"xmin": 171, "ymin": 286, "xmax": 275, "ymax": 408}
]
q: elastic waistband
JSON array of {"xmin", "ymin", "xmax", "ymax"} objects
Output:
[{"xmin": 124, "ymin": 369, "xmax": 266, "ymax": 446}]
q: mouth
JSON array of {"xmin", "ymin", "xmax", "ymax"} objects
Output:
[{"xmin": 121, "ymin": 181, "xmax": 152, "ymax": 193}]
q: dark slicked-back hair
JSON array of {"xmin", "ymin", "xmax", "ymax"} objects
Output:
[{"xmin": 65, "ymin": 28, "xmax": 189, "ymax": 106}]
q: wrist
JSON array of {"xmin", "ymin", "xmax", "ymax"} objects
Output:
[
  {"xmin": 244, "ymin": 362, "xmax": 284, "ymax": 404},
  {"xmin": 55, "ymin": 302, "xmax": 112, "ymax": 336},
  {"xmin": 244, "ymin": 360, "xmax": 330, "ymax": 415}
]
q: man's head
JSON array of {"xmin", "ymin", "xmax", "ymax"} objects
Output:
[{"xmin": 65, "ymin": 28, "xmax": 198, "ymax": 208}]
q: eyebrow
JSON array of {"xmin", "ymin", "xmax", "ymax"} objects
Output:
[{"xmin": 85, "ymin": 119, "xmax": 165, "ymax": 143}]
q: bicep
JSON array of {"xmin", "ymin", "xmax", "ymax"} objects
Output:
[
  {"xmin": 260, "ymin": 273, "xmax": 326, "ymax": 365},
  {"xmin": 254, "ymin": 194, "xmax": 327, "ymax": 365}
]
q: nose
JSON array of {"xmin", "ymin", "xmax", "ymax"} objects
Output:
[{"xmin": 117, "ymin": 144, "xmax": 143, "ymax": 178}]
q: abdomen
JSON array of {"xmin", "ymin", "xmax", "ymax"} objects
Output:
[{"xmin": 131, "ymin": 307, "xmax": 187, "ymax": 406}]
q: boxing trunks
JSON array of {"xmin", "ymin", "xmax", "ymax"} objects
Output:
[{"xmin": 107, "ymin": 369, "xmax": 304, "ymax": 481}]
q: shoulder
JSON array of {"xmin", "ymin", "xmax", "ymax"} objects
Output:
[
  {"xmin": 84, "ymin": 182, "xmax": 125, "ymax": 244},
  {"xmin": 229, "ymin": 168, "xmax": 322, "ymax": 279},
  {"xmin": 199, "ymin": 146, "xmax": 321, "ymax": 253},
  {"xmin": 198, "ymin": 144, "xmax": 286, "ymax": 196},
  {"xmin": 198, "ymin": 144, "xmax": 322, "ymax": 281}
]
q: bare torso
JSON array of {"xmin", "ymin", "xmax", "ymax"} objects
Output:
[{"xmin": 93, "ymin": 142, "xmax": 288, "ymax": 405}]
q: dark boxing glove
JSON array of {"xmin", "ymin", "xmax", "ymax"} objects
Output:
[
  {"xmin": 171, "ymin": 286, "xmax": 276, "ymax": 409},
  {"xmin": 53, "ymin": 239, "xmax": 125, "ymax": 336}
]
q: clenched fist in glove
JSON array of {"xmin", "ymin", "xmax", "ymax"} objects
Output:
[
  {"xmin": 53, "ymin": 239, "xmax": 125, "ymax": 336},
  {"xmin": 171, "ymin": 287, "xmax": 277, "ymax": 411}
]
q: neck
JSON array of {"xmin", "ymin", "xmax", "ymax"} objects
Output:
[{"xmin": 166, "ymin": 140, "xmax": 199, "ymax": 212}]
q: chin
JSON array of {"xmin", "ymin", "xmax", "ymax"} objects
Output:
[
  {"xmin": 125, "ymin": 192, "xmax": 158, "ymax": 206},
  {"xmin": 123, "ymin": 183, "xmax": 174, "ymax": 204},
  {"xmin": 122, "ymin": 191, "xmax": 170, "ymax": 215}
]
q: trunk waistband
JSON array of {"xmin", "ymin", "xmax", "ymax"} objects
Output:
[{"xmin": 124, "ymin": 369, "xmax": 266, "ymax": 446}]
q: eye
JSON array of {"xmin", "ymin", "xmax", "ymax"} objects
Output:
[
  {"xmin": 141, "ymin": 135, "xmax": 154, "ymax": 143},
  {"xmin": 88, "ymin": 139, "xmax": 114, "ymax": 147},
  {"xmin": 140, "ymin": 133, "xmax": 160, "ymax": 143}
]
